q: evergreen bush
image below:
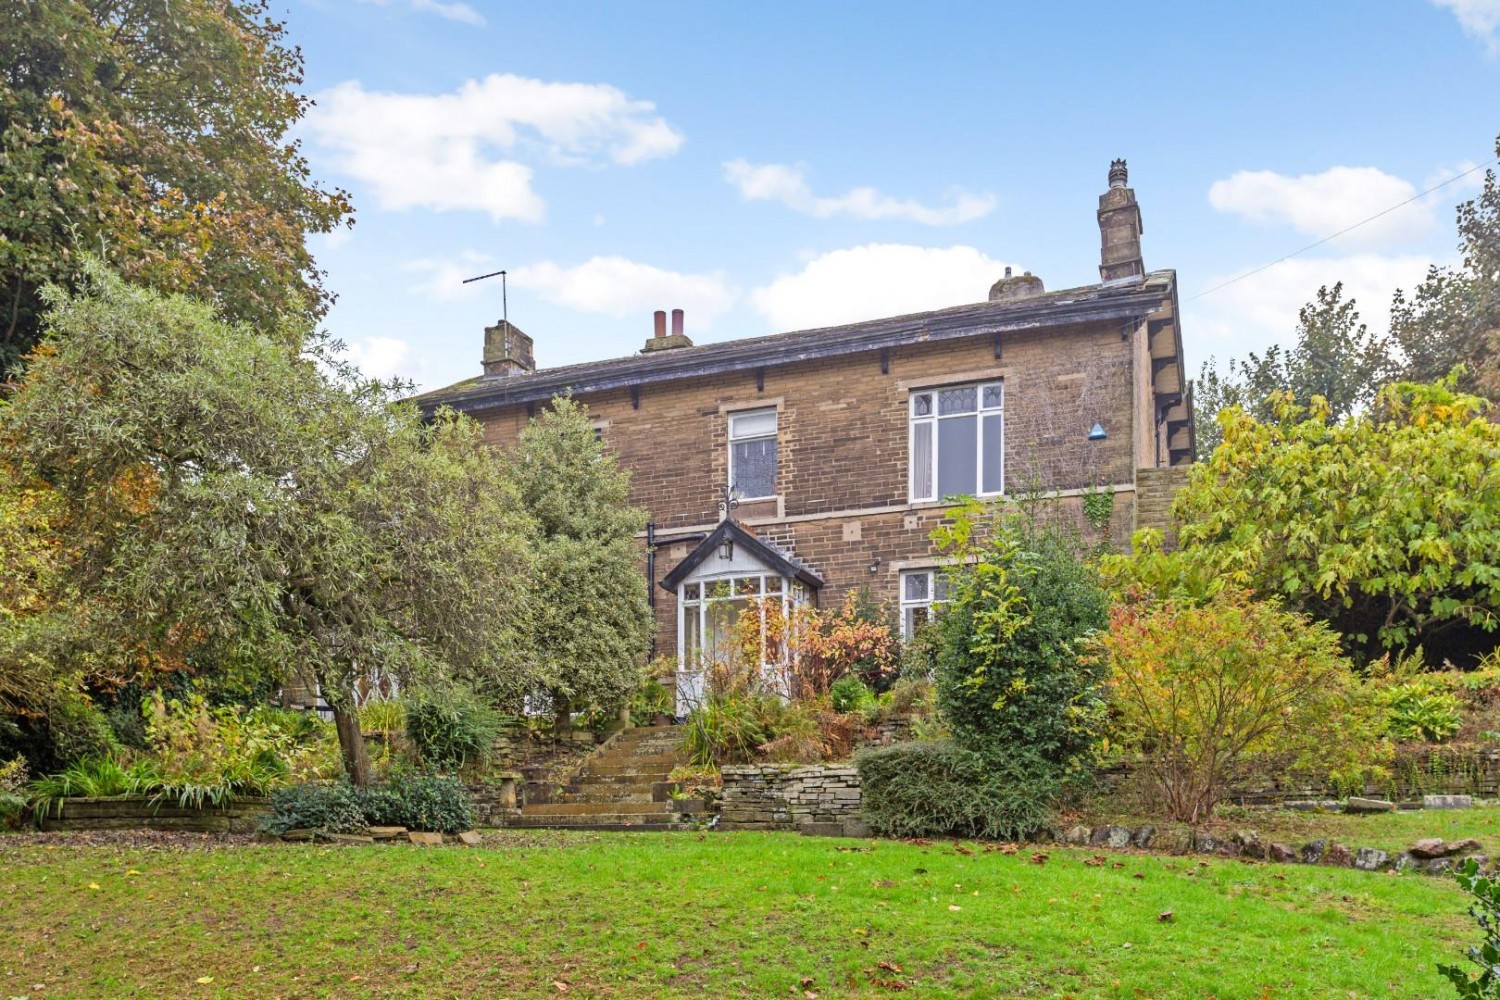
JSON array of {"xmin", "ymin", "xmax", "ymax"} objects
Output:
[
  {"xmin": 360, "ymin": 774, "xmax": 473, "ymax": 834},
  {"xmin": 856, "ymin": 741, "xmax": 1056, "ymax": 840},
  {"xmin": 261, "ymin": 782, "xmax": 368, "ymax": 837},
  {"xmin": 405, "ymin": 687, "xmax": 505, "ymax": 771}
]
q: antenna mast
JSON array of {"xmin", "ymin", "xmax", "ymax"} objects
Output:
[{"xmin": 462, "ymin": 268, "xmax": 509, "ymax": 327}]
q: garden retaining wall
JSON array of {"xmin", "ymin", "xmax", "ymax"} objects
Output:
[
  {"xmin": 37, "ymin": 796, "xmax": 270, "ymax": 834},
  {"xmin": 718, "ymin": 764, "xmax": 867, "ymax": 836}
]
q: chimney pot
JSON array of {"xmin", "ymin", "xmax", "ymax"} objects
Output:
[
  {"xmin": 989, "ymin": 269, "xmax": 1045, "ymax": 302},
  {"xmin": 643, "ymin": 307, "xmax": 693, "ymax": 353}
]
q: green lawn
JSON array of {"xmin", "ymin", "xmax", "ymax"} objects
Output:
[{"xmin": 0, "ymin": 830, "xmax": 1474, "ymax": 998}]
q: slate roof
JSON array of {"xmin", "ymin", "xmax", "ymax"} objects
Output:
[
  {"xmin": 416, "ymin": 270, "xmax": 1177, "ymax": 415},
  {"xmin": 659, "ymin": 519, "xmax": 825, "ymax": 593}
]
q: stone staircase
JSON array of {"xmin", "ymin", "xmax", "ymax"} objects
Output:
[{"xmin": 510, "ymin": 725, "xmax": 706, "ymax": 830}]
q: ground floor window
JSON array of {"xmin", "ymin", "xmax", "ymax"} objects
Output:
[
  {"xmin": 899, "ymin": 569, "xmax": 953, "ymax": 639},
  {"xmin": 677, "ymin": 572, "xmax": 810, "ymax": 712}
]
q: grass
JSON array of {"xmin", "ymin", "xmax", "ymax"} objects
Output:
[
  {"xmin": 0, "ymin": 830, "xmax": 1476, "ymax": 998},
  {"xmin": 1077, "ymin": 802, "xmax": 1500, "ymax": 856}
]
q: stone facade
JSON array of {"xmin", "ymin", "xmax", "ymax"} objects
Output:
[
  {"xmin": 719, "ymin": 764, "xmax": 866, "ymax": 836},
  {"xmin": 418, "ymin": 164, "xmax": 1194, "ymax": 665}
]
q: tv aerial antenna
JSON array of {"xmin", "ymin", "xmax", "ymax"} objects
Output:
[{"xmin": 462, "ymin": 268, "xmax": 509, "ymax": 327}]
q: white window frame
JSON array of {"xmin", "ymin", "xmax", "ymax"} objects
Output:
[
  {"xmin": 728, "ymin": 407, "xmax": 779, "ymax": 501},
  {"xmin": 677, "ymin": 573, "xmax": 805, "ymax": 670},
  {"xmin": 908, "ymin": 381, "xmax": 1004, "ymax": 503},
  {"xmin": 899, "ymin": 569, "xmax": 952, "ymax": 639}
]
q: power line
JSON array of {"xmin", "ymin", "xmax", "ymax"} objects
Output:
[{"xmin": 1189, "ymin": 157, "xmax": 1497, "ymax": 301}]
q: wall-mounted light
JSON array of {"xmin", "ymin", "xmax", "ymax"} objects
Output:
[
  {"xmin": 719, "ymin": 537, "xmax": 734, "ymax": 561},
  {"xmin": 1088, "ymin": 422, "xmax": 1108, "ymax": 441},
  {"xmin": 868, "ymin": 555, "xmax": 882, "ymax": 574}
]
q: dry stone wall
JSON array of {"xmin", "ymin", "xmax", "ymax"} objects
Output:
[{"xmin": 719, "ymin": 764, "xmax": 867, "ymax": 837}]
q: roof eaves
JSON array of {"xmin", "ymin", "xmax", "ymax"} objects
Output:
[{"xmin": 419, "ymin": 271, "xmax": 1176, "ymax": 414}]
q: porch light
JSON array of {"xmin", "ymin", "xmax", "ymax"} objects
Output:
[
  {"xmin": 719, "ymin": 536, "xmax": 734, "ymax": 561},
  {"xmin": 1088, "ymin": 422, "xmax": 1108, "ymax": 441}
]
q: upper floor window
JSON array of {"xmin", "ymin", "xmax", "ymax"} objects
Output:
[
  {"xmin": 909, "ymin": 382, "xmax": 1004, "ymax": 502},
  {"xmin": 729, "ymin": 407, "xmax": 778, "ymax": 500}
]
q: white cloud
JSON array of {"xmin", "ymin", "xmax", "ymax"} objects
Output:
[
  {"xmin": 511, "ymin": 256, "xmax": 737, "ymax": 327},
  {"xmin": 1184, "ymin": 254, "xmax": 1438, "ymax": 361},
  {"xmin": 305, "ymin": 75, "xmax": 684, "ymax": 221},
  {"xmin": 1208, "ymin": 166, "xmax": 1436, "ymax": 249},
  {"xmin": 402, "ymin": 251, "xmax": 498, "ymax": 302},
  {"xmin": 344, "ymin": 336, "xmax": 418, "ymax": 381},
  {"xmin": 1432, "ymin": 0, "xmax": 1500, "ymax": 53},
  {"xmin": 750, "ymin": 244, "xmax": 1015, "ymax": 331},
  {"xmin": 723, "ymin": 160, "xmax": 995, "ymax": 226},
  {"xmin": 358, "ymin": 0, "xmax": 486, "ymax": 26},
  {"xmin": 410, "ymin": 0, "xmax": 485, "ymax": 25}
]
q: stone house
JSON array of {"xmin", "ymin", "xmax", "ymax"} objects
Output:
[{"xmin": 417, "ymin": 161, "xmax": 1192, "ymax": 712}]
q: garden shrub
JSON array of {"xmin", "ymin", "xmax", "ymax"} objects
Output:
[
  {"xmin": 629, "ymin": 659, "xmax": 675, "ymax": 725},
  {"xmin": 360, "ymin": 774, "xmax": 473, "ymax": 834},
  {"xmin": 1379, "ymin": 680, "xmax": 1463, "ymax": 743},
  {"xmin": 0, "ymin": 757, "xmax": 28, "ymax": 829},
  {"xmin": 262, "ymin": 782, "xmax": 368, "ymax": 837},
  {"xmin": 45, "ymin": 695, "xmax": 120, "ymax": 766},
  {"xmin": 1440, "ymin": 858, "xmax": 1500, "ymax": 998},
  {"xmin": 856, "ymin": 741, "xmax": 1056, "ymax": 840},
  {"xmin": 929, "ymin": 506, "xmax": 1109, "ymax": 778},
  {"xmin": 357, "ymin": 699, "xmax": 407, "ymax": 738},
  {"xmin": 1098, "ymin": 588, "xmax": 1384, "ymax": 823},
  {"xmin": 405, "ymin": 687, "xmax": 505, "ymax": 771},
  {"xmin": 829, "ymin": 675, "xmax": 876, "ymax": 715},
  {"xmin": 681, "ymin": 693, "xmax": 827, "ymax": 767}
]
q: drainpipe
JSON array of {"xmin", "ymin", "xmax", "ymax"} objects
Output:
[{"xmin": 646, "ymin": 520, "xmax": 657, "ymax": 659}]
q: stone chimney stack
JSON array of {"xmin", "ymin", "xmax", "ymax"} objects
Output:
[
  {"xmin": 482, "ymin": 320, "xmax": 535, "ymax": 377},
  {"xmin": 989, "ymin": 265, "xmax": 1045, "ymax": 302},
  {"xmin": 643, "ymin": 307, "xmax": 693, "ymax": 352},
  {"xmin": 1098, "ymin": 158, "xmax": 1145, "ymax": 283}
]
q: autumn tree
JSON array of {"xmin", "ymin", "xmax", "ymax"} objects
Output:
[
  {"xmin": 0, "ymin": 0, "xmax": 351, "ymax": 373},
  {"xmin": 505, "ymin": 397, "xmax": 654, "ymax": 735},
  {"xmin": 0, "ymin": 265, "xmax": 534, "ymax": 783},
  {"xmin": 1108, "ymin": 378, "xmax": 1500, "ymax": 664},
  {"xmin": 1098, "ymin": 589, "xmax": 1379, "ymax": 823}
]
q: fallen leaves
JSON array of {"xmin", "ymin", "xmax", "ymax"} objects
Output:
[
  {"xmin": 1158, "ymin": 910, "xmax": 1175, "ymax": 923},
  {"xmin": 1030, "ymin": 852, "xmax": 1049, "ymax": 866}
]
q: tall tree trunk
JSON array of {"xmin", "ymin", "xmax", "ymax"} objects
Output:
[
  {"xmin": 331, "ymin": 699, "xmax": 374, "ymax": 786},
  {"xmin": 553, "ymin": 691, "xmax": 572, "ymax": 741}
]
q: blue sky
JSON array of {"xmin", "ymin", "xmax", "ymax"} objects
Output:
[{"xmin": 287, "ymin": 1, "xmax": 1500, "ymax": 390}]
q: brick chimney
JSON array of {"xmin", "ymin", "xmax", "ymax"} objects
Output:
[
  {"xmin": 989, "ymin": 265, "xmax": 1045, "ymax": 302},
  {"xmin": 1098, "ymin": 159, "xmax": 1145, "ymax": 283},
  {"xmin": 482, "ymin": 320, "xmax": 535, "ymax": 377},
  {"xmin": 643, "ymin": 307, "xmax": 693, "ymax": 352}
]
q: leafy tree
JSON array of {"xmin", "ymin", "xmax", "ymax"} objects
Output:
[
  {"xmin": 927, "ymin": 502, "xmax": 1109, "ymax": 777},
  {"xmin": 1097, "ymin": 589, "xmax": 1380, "ymax": 823},
  {"xmin": 1392, "ymin": 135, "xmax": 1500, "ymax": 396},
  {"xmin": 1194, "ymin": 283, "xmax": 1396, "ymax": 456},
  {"xmin": 0, "ymin": 0, "xmax": 352, "ymax": 373},
  {"xmin": 506, "ymin": 397, "xmax": 653, "ymax": 734},
  {"xmin": 0, "ymin": 264, "xmax": 533, "ymax": 783},
  {"xmin": 1109, "ymin": 379, "xmax": 1500, "ymax": 663}
]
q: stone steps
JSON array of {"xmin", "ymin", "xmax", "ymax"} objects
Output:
[{"xmin": 509, "ymin": 725, "xmax": 690, "ymax": 830}]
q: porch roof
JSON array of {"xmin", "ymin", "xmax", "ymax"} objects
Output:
[{"xmin": 659, "ymin": 519, "xmax": 823, "ymax": 593}]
